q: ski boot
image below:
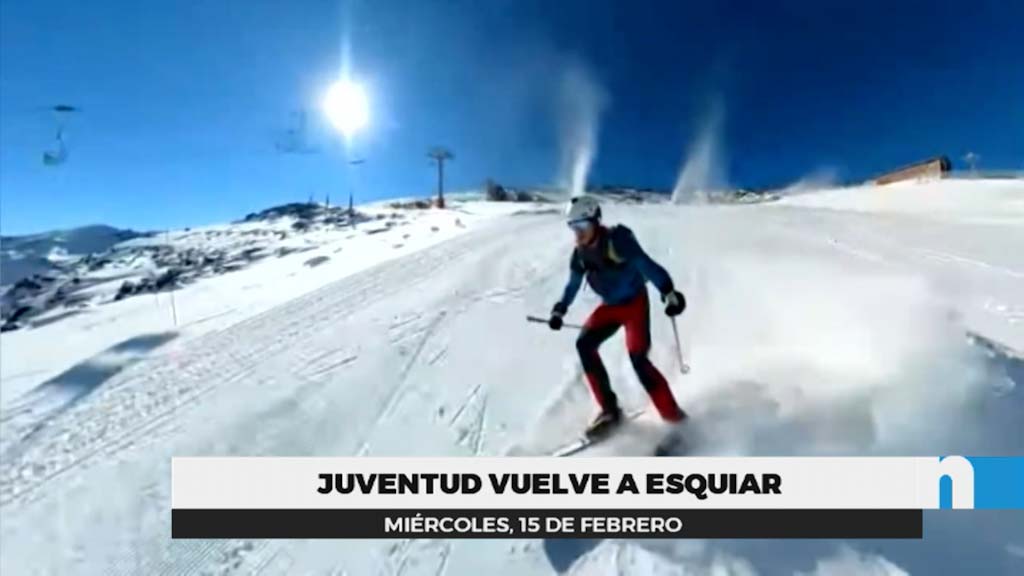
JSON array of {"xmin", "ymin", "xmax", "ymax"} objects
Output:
[{"xmin": 585, "ymin": 408, "xmax": 623, "ymax": 440}]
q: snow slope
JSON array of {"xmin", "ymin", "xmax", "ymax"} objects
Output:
[
  {"xmin": 1, "ymin": 200, "xmax": 541, "ymax": 406},
  {"xmin": 1, "ymin": 180, "xmax": 1022, "ymax": 575},
  {"xmin": 779, "ymin": 178, "xmax": 1024, "ymax": 223}
]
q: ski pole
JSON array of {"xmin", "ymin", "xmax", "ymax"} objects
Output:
[
  {"xmin": 526, "ymin": 315, "xmax": 584, "ymax": 330},
  {"xmin": 670, "ymin": 317, "xmax": 690, "ymax": 374}
]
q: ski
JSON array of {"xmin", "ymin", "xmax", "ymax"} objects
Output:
[
  {"xmin": 550, "ymin": 410, "xmax": 646, "ymax": 457},
  {"xmin": 551, "ymin": 437, "xmax": 595, "ymax": 457}
]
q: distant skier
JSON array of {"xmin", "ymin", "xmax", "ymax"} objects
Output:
[{"xmin": 548, "ymin": 195, "xmax": 688, "ymax": 438}]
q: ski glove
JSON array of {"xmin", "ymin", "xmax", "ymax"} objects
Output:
[
  {"xmin": 662, "ymin": 290, "xmax": 686, "ymax": 317},
  {"xmin": 549, "ymin": 302, "xmax": 567, "ymax": 330}
]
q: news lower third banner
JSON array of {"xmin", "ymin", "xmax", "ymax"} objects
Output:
[{"xmin": 171, "ymin": 456, "xmax": 1024, "ymax": 539}]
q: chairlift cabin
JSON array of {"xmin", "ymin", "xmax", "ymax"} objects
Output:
[
  {"xmin": 275, "ymin": 109, "xmax": 319, "ymax": 155},
  {"xmin": 42, "ymin": 105, "xmax": 78, "ymax": 167},
  {"xmin": 42, "ymin": 130, "xmax": 68, "ymax": 166}
]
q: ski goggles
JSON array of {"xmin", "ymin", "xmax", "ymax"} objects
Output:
[{"xmin": 568, "ymin": 218, "xmax": 595, "ymax": 232}]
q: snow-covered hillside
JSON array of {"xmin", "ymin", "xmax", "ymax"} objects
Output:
[
  {"xmin": 1, "ymin": 180, "xmax": 1022, "ymax": 575},
  {"xmin": 0, "ymin": 224, "xmax": 146, "ymax": 288},
  {"xmin": 0, "ymin": 202, "xmax": 516, "ymax": 334}
]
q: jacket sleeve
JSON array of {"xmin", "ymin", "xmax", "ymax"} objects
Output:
[
  {"xmin": 613, "ymin": 226, "xmax": 675, "ymax": 295},
  {"xmin": 555, "ymin": 250, "xmax": 585, "ymax": 312}
]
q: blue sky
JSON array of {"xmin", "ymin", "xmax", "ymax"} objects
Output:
[{"xmin": 1, "ymin": 0, "xmax": 1021, "ymax": 235}]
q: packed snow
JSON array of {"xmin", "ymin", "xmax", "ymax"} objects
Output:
[
  {"xmin": 0, "ymin": 179, "xmax": 1022, "ymax": 575},
  {"xmin": 779, "ymin": 178, "xmax": 1024, "ymax": 223}
]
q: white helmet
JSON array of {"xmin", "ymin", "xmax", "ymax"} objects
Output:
[{"xmin": 566, "ymin": 195, "xmax": 601, "ymax": 224}]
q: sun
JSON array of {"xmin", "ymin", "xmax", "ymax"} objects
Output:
[{"xmin": 323, "ymin": 79, "xmax": 369, "ymax": 137}]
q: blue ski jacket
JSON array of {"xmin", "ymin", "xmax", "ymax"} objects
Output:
[{"xmin": 557, "ymin": 224, "xmax": 674, "ymax": 310}]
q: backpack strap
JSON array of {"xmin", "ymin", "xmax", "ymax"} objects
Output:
[
  {"xmin": 605, "ymin": 225, "xmax": 626, "ymax": 265},
  {"xmin": 575, "ymin": 226, "xmax": 627, "ymax": 272}
]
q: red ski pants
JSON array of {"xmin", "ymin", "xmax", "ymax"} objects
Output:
[{"xmin": 576, "ymin": 291, "xmax": 685, "ymax": 422}]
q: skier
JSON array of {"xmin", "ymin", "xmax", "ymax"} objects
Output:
[{"xmin": 548, "ymin": 195, "xmax": 688, "ymax": 438}]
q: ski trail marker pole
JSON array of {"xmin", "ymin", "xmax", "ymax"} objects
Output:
[
  {"xmin": 670, "ymin": 317, "xmax": 690, "ymax": 374},
  {"xmin": 526, "ymin": 315, "xmax": 584, "ymax": 330}
]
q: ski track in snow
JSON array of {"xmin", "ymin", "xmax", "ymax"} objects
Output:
[
  {"xmin": 427, "ymin": 344, "xmax": 450, "ymax": 366},
  {"xmin": 2, "ymin": 183, "xmax": 1023, "ymax": 575},
  {"xmin": 356, "ymin": 310, "xmax": 449, "ymax": 456},
  {"xmin": 448, "ymin": 382, "xmax": 483, "ymax": 427},
  {"xmin": 1, "ymin": 221, "xmax": 493, "ymax": 505},
  {"xmin": 1, "ymin": 214, "xmax": 565, "ymax": 575},
  {"xmin": 760, "ymin": 205, "xmax": 1024, "ymax": 352}
]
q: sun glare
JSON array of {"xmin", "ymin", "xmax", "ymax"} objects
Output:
[{"xmin": 323, "ymin": 79, "xmax": 369, "ymax": 137}]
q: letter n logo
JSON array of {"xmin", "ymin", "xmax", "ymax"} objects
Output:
[{"xmin": 929, "ymin": 456, "xmax": 975, "ymax": 509}]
